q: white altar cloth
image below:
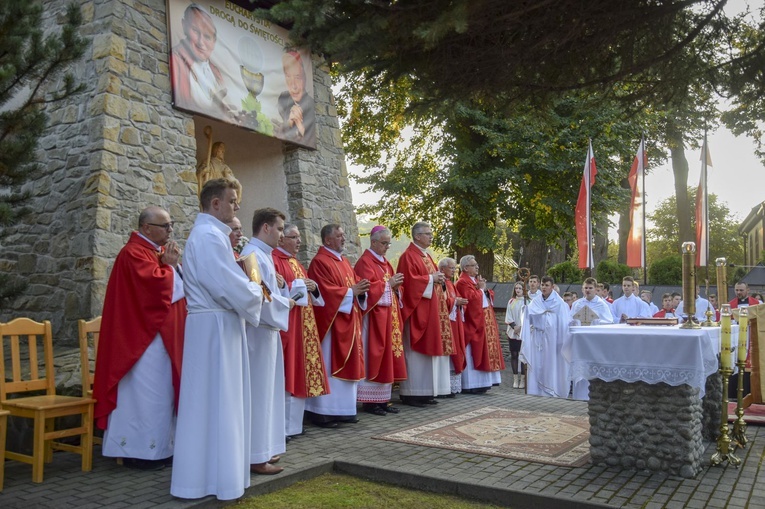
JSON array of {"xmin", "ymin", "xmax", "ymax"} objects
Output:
[{"xmin": 564, "ymin": 324, "xmax": 738, "ymax": 398}]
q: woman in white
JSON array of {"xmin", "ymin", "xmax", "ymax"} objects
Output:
[{"xmin": 505, "ymin": 282, "xmax": 526, "ymax": 388}]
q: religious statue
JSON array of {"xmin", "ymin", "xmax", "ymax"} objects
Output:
[{"xmin": 196, "ymin": 126, "xmax": 243, "ymax": 202}]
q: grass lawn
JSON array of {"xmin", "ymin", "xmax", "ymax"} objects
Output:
[{"xmin": 235, "ymin": 473, "xmax": 504, "ymax": 508}]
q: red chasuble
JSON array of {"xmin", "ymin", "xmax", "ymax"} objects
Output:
[
  {"xmin": 308, "ymin": 246, "xmax": 365, "ymax": 381},
  {"xmin": 730, "ymin": 296, "xmax": 760, "ymax": 309},
  {"xmin": 456, "ymin": 273, "xmax": 505, "ymax": 372},
  {"xmin": 396, "ymin": 243, "xmax": 452, "ymax": 356},
  {"xmin": 272, "ymin": 249, "xmax": 330, "ymax": 398},
  {"xmin": 445, "ymin": 280, "xmax": 467, "ymax": 374},
  {"xmin": 93, "ymin": 232, "xmax": 186, "ymax": 430},
  {"xmin": 354, "ymin": 250, "xmax": 407, "ymax": 383}
]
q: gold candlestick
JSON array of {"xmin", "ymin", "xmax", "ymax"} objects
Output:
[
  {"xmin": 680, "ymin": 242, "xmax": 700, "ymax": 329},
  {"xmin": 711, "ymin": 305, "xmax": 740, "ymax": 466},
  {"xmin": 701, "ymin": 306, "xmax": 716, "ymax": 327},
  {"xmin": 716, "ymin": 258, "xmax": 728, "ymax": 312},
  {"xmin": 733, "ymin": 307, "xmax": 749, "ymax": 448}
]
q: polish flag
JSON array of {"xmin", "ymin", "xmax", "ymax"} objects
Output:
[
  {"xmin": 575, "ymin": 141, "xmax": 597, "ymax": 270},
  {"xmin": 696, "ymin": 136, "xmax": 712, "ymax": 266},
  {"xmin": 626, "ymin": 138, "xmax": 646, "ymax": 268}
]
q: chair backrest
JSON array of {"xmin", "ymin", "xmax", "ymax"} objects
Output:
[
  {"xmin": 0, "ymin": 318, "xmax": 56, "ymax": 401},
  {"xmin": 78, "ymin": 316, "xmax": 101, "ymax": 396}
]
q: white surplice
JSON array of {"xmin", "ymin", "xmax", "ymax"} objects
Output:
[
  {"xmin": 461, "ymin": 287, "xmax": 494, "ymax": 390},
  {"xmin": 240, "ymin": 238, "xmax": 290, "ymax": 465},
  {"xmin": 170, "ymin": 213, "xmax": 263, "ymax": 501},
  {"xmin": 103, "ymin": 262, "xmax": 184, "ymax": 460},
  {"xmin": 676, "ymin": 296, "xmax": 715, "ymax": 322},
  {"xmin": 568, "ymin": 296, "xmax": 614, "ymax": 400},
  {"xmin": 611, "ymin": 294, "xmax": 652, "ymax": 321},
  {"xmin": 520, "ymin": 291, "xmax": 570, "ymax": 398}
]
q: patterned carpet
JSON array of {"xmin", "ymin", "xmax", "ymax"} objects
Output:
[
  {"xmin": 728, "ymin": 402, "xmax": 765, "ymax": 425},
  {"xmin": 375, "ymin": 406, "xmax": 591, "ymax": 467}
]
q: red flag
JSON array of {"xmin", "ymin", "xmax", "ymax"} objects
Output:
[
  {"xmin": 626, "ymin": 138, "xmax": 646, "ymax": 268},
  {"xmin": 575, "ymin": 141, "xmax": 597, "ymax": 269},
  {"xmin": 695, "ymin": 136, "xmax": 712, "ymax": 266}
]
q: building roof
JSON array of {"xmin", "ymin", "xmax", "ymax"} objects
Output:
[{"xmin": 739, "ymin": 201, "xmax": 765, "ymax": 235}]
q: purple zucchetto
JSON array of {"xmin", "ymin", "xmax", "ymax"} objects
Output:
[{"xmin": 370, "ymin": 225, "xmax": 387, "ymax": 235}]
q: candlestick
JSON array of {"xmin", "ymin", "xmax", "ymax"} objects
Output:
[
  {"xmin": 720, "ymin": 305, "xmax": 732, "ymax": 370},
  {"xmin": 738, "ymin": 308, "xmax": 749, "ymax": 363},
  {"xmin": 680, "ymin": 242, "xmax": 699, "ymax": 329}
]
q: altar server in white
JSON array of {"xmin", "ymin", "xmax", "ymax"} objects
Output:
[
  {"xmin": 676, "ymin": 285, "xmax": 715, "ymax": 323},
  {"xmin": 171, "ymin": 179, "xmax": 263, "ymax": 501},
  {"xmin": 611, "ymin": 276, "xmax": 651, "ymax": 322},
  {"xmin": 520, "ymin": 276, "xmax": 571, "ymax": 398},
  {"xmin": 240, "ymin": 208, "xmax": 293, "ymax": 475},
  {"xmin": 568, "ymin": 277, "xmax": 614, "ymax": 400}
]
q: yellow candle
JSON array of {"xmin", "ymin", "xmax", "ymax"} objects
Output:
[
  {"xmin": 738, "ymin": 308, "xmax": 749, "ymax": 363},
  {"xmin": 720, "ymin": 304, "xmax": 732, "ymax": 370}
]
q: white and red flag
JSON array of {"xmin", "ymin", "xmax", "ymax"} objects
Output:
[
  {"xmin": 575, "ymin": 140, "xmax": 597, "ymax": 270},
  {"xmin": 695, "ymin": 135, "xmax": 712, "ymax": 267},
  {"xmin": 626, "ymin": 137, "xmax": 647, "ymax": 268}
]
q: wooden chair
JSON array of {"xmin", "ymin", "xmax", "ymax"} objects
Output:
[
  {"xmin": 744, "ymin": 304, "xmax": 765, "ymax": 407},
  {"xmin": 0, "ymin": 409, "xmax": 9, "ymax": 491},
  {"xmin": 0, "ymin": 318, "xmax": 95, "ymax": 483},
  {"xmin": 78, "ymin": 317, "xmax": 102, "ymax": 446}
]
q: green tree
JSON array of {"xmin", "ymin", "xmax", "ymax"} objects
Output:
[
  {"xmin": 646, "ymin": 189, "xmax": 744, "ymax": 283},
  {"xmin": 0, "ymin": 3, "xmax": 87, "ymax": 302}
]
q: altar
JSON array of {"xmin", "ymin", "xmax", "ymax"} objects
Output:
[{"xmin": 566, "ymin": 324, "xmax": 738, "ymax": 478}]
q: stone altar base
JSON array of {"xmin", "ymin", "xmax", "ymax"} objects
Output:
[{"xmin": 588, "ymin": 379, "xmax": 706, "ymax": 478}]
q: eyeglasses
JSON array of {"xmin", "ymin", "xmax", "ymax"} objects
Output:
[
  {"xmin": 147, "ymin": 222, "xmax": 174, "ymax": 230},
  {"xmin": 464, "ymin": 263, "xmax": 478, "ymax": 268},
  {"xmin": 415, "ymin": 231, "xmax": 433, "ymax": 237},
  {"xmin": 375, "ymin": 241, "xmax": 392, "ymax": 246},
  {"xmin": 230, "ymin": 227, "xmax": 242, "ymax": 233},
  {"xmin": 283, "ymin": 235, "xmax": 300, "ymax": 240}
]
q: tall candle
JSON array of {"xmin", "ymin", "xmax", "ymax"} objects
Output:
[
  {"xmin": 738, "ymin": 307, "xmax": 749, "ymax": 363},
  {"xmin": 720, "ymin": 304, "xmax": 732, "ymax": 369}
]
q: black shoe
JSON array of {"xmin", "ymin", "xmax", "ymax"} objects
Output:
[
  {"xmin": 424, "ymin": 398, "xmax": 438, "ymax": 405},
  {"xmin": 364, "ymin": 406, "xmax": 387, "ymax": 416},
  {"xmin": 384, "ymin": 404, "xmax": 400, "ymax": 414},
  {"xmin": 446, "ymin": 393, "xmax": 457, "ymax": 398},
  {"xmin": 123, "ymin": 458, "xmax": 166, "ymax": 471},
  {"xmin": 286, "ymin": 435, "xmax": 292, "ymax": 443},
  {"xmin": 338, "ymin": 416, "xmax": 360, "ymax": 424},
  {"xmin": 400, "ymin": 396, "xmax": 426, "ymax": 408},
  {"xmin": 312, "ymin": 420, "xmax": 338, "ymax": 428}
]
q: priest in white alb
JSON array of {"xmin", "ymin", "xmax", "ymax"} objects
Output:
[
  {"xmin": 520, "ymin": 276, "xmax": 570, "ymax": 398},
  {"xmin": 171, "ymin": 178, "xmax": 263, "ymax": 501},
  {"xmin": 240, "ymin": 208, "xmax": 294, "ymax": 475}
]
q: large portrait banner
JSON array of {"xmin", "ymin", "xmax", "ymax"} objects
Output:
[{"xmin": 167, "ymin": 1, "xmax": 316, "ymax": 149}]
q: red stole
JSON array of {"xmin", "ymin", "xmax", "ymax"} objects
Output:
[
  {"xmin": 307, "ymin": 246, "xmax": 365, "ymax": 381},
  {"xmin": 396, "ymin": 243, "xmax": 451, "ymax": 356},
  {"xmin": 445, "ymin": 280, "xmax": 467, "ymax": 374},
  {"xmin": 354, "ymin": 250, "xmax": 407, "ymax": 383},
  {"xmin": 93, "ymin": 232, "xmax": 186, "ymax": 430},
  {"xmin": 272, "ymin": 249, "xmax": 330, "ymax": 398}
]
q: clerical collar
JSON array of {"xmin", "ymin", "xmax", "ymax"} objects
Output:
[
  {"xmin": 738, "ymin": 297, "xmax": 750, "ymax": 304},
  {"xmin": 323, "ymin": 246, "xmax": 343, "ymax": 260},
  {"xmin": 137, "ymin": 232, "xmax": 161, "ymax": 252},
  {"xmin": 249, "ymin": 237, "xmax": 273, "ymax": 254},
  {"xmin": 277, "ymin": 246, "xmax": 294, "ymax": 257},
  {"xmin": 413, "ymin": 242, "xmax": 429, "ymax": 254},
  {"xmin": 366, "ymin": 248, "xmax": 385, "ymax": 262}
]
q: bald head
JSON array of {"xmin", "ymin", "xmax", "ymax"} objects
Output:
[{"xmin": 137, "ymin": 206, "xmax": 174, "ymax": 246}]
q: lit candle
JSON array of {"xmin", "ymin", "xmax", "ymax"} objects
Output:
[
  {"xmin": 720, "ymin": 304, "xmax": 732, "ymax": 370},
  {"xmin": 738, "ymin": 308, "xmax": 749, "ymax": 363}
]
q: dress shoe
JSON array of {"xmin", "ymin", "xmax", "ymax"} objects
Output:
[
  {"xmin": 268, "ymin": 455, "xmax": 281, "ymax": 464},
  {"xmin": 122, "ymin": 458, "xmax": 166, "ymax": 471},
  {"xmin": 446, "ymin": 393, "xmax": 457, "ymax": 398},
  {"xmin": 400, "ymin": 397, "xmax": 425, "ymax": 408},
  {"xmin": 250, "ymin": 462, "xmax": 284, "ymax": 475},
  {"xmin": 286, "ymin": 435, "xmax": 292, "ymax": 443},
  {"xmin": 338, "ymin": 416, "xmax": 360, "ymax": 424},
  {"xmin": 384, "ymin": 404, "xmax": 400, "ymax": 414},
  {"xmin": 424, "ymin": 398, "xmax": 438, "ymax": 405},
  {"xmin": 312, "ymin": 420, "xmax": 338, "ymax": 428},
  {"xmin": 363, "ymin": 405, "xmax": 387, "ymax": 416}
]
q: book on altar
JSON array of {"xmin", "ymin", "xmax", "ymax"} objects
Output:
[{"xmin": 572, "ymin": 306, "xmax": 599, "ymax": 326}]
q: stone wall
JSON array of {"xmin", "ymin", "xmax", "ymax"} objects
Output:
[{"xmin": 0, "ymin": 0, "xmax": 359, "ymax": 343}]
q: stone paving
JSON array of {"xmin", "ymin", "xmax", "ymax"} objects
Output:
[{"xmin": 1, "ymin": 371, "xmax": 764, "ymax": 508}]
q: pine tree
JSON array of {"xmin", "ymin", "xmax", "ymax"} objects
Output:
[{"xmin": 0, "ymin": 3, "xmax": 87, "ymax": 301}]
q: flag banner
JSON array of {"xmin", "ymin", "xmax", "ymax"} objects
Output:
[
  {"xmin": 626, "ymin": 138, "xmax": 646, "ymax": 268},
  {"xmin": 575, "ymin": 141, "xmax": 597, "ymax": 269},
  {"xmin": 695, "ymin": 136, "xmax": 712, "ymax": 266}
]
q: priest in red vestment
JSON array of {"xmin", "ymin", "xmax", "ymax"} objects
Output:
[
  {"xmin": 396, "ymin": 222, "xmax": 453, "ymax": 406},
  {"xmin": 305, "ymin": 224, "xmax": 370, "ymax": 427},
  {"xmin": 456, "ymin": 255, "xmax": 505, "ymax": 394},
  {"xmin": 355, "ymin": 226, "xmax": 407, "ymax": 416},
  {"xmin": 272, "ymin": 223, "xmax": 330, "ymax": 437},
  {"xmin": 439, "ymin": 257, "xmax": 468, "ymax": 396},
  {"xmin": 93, "ymin": 206, "xmax": 186, "ymax": 471},
  {"xmin": 730, "ymin": 282, "xmax": 761, "ymax": 311}
]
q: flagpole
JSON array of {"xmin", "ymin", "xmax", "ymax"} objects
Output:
[
  {"xmin": 588, "ymin": 139, "xmax": 593, "ymax": 274},
  {"xmin": 703, "ymin": 131, "xmax": 709, "ymax": 286},
  {"xmin": 641, "ymin": 135, "xmax": 647, "ymax": 286}
]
